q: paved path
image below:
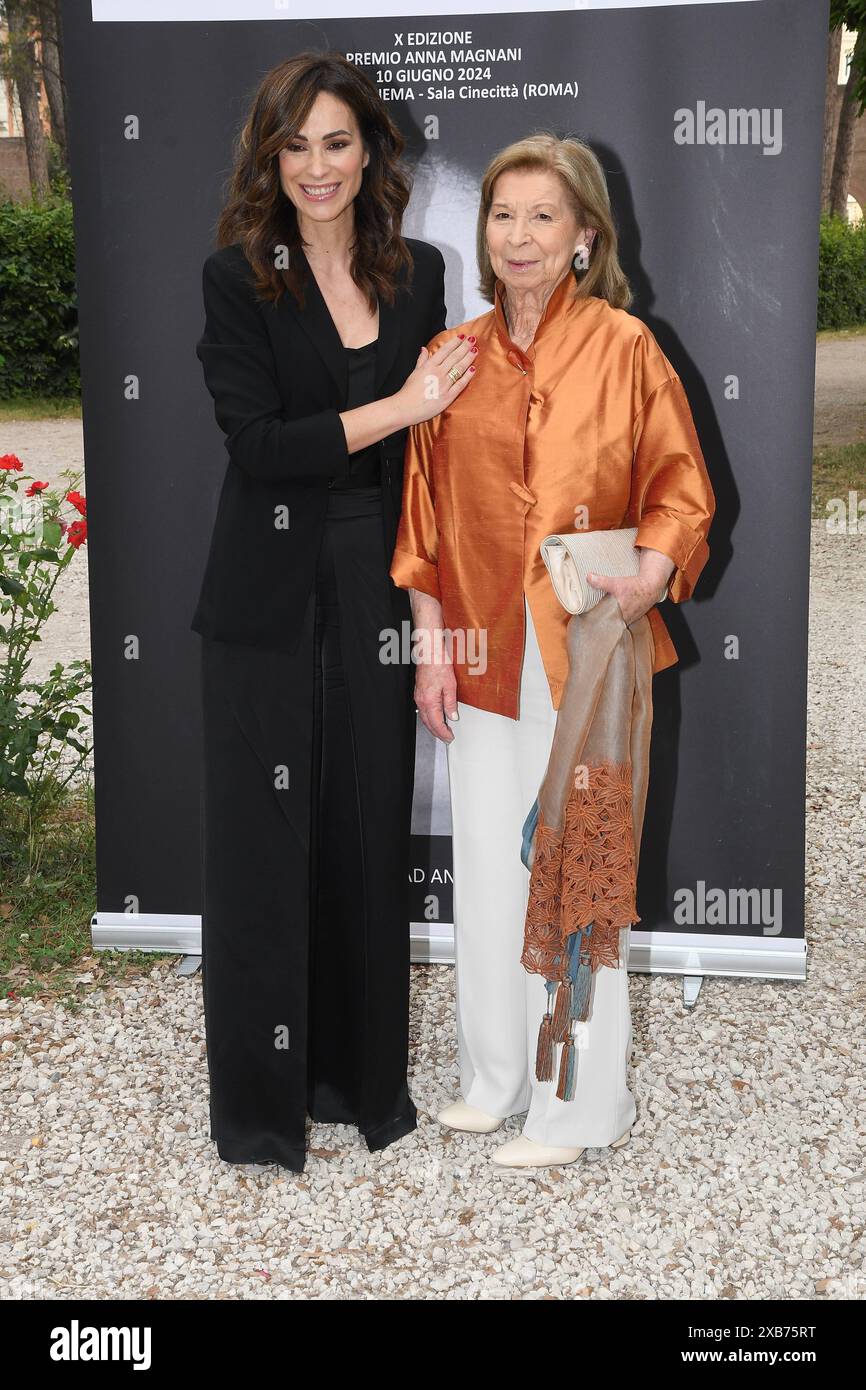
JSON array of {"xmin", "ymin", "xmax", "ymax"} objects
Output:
[{"xmin": 813, "ymin": 332, "xmax": 866, "ymax": 449}]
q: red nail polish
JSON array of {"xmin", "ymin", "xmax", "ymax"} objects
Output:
[
  {"xmin": 471, "ymin": 345, "xmax": 478, "ymax": 353},
  {"xmin": 469, "ymin": 364, "xmax": 475, "ymax": 372},
  {"xmin": 458, "ymin": 333, "xmax": 465, "ymax": 339},
  {"xmin": 468, "ymin": 335, "xmax": 477, "ymax": 342}
]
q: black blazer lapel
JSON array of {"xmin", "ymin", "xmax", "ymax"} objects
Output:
[
  {"xmin": 277, "ymin": 245, "xmax": 404, "ymax": 404},
  {"xmin": 281, "ymin": 246, "xmax": 348, "ymax": 403},
  {"xmin": 375, "ymin": 289, "xmax": 401, "ymax": 395}
]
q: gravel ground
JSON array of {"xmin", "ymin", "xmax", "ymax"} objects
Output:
[
  {"xmin": 0, "ymin": 532, "xmax": 862, "ymax": 1301},
  {"xmin": 1, "ymin": 351, "xmax": 864, "ymax": 1299}
]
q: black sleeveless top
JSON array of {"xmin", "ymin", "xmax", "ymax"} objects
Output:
[{"xmin": 330, "ymin": 339, "xmax": 381, "ymax": 489}]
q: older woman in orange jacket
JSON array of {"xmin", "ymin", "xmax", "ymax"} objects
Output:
[{"xmin": 390, "ymin": 134, "xmax": 715, "ymax": 1170}]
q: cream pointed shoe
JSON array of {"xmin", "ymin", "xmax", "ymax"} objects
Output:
[
  {"xmin": 491, "ymin": 1136, "xmax": 583, "ymax": 1168},
  {"xmin": 437, "ymin": 1100, "xmax": 504, "ymax": 1133},
  {"xmin": 491, "ymin": 1128, "xmax": 632, "ymax": 1169}
]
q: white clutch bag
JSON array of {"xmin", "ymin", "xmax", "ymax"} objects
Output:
[{"xmin": 539, "ymin": 527, "xmax": 668, "ymax": 615}]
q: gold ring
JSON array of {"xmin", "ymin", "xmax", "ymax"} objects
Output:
[{"xmin": 447, "ymin": 365, "xmax": 462, "ymax": 384}]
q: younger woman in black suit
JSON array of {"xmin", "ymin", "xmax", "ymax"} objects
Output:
[{"xmin": 192, "ymin": 53, "xmax": 476, "ymax": 1171}]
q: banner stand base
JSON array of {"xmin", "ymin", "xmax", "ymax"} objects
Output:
[{"xmin": 91, "ymin": 915, "xmax": 807, "ymax": 980}]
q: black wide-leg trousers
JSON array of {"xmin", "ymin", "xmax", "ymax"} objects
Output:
[{"xmin": 199, "ymin": 487, "xmax": 417, "ymax": 1171}]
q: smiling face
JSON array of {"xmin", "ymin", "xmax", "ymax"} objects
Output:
[
  {"xmin": 486, "ymin": 167, "xmax": 592, "ymax": 298},
  {"xmin": 278, "ymin": 90, "xmax": 369, "ymax": 232}
]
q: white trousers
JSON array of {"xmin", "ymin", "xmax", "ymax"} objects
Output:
[{"xmin": 445, "ymin": 598, "xmax": 637, "ymax": 1148}]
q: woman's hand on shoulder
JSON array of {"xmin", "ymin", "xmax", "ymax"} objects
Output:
[{"xmin": 394, "ymin": 334, "xmax": 477, "ymax": 428}]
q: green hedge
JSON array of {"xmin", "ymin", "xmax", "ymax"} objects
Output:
[
  {"xmin": 817, "ymin": 212, "xmax": 866, "ymax": 331},
  {"xmin": 0, "ymin": 197, "xmax": 79, "ymax": 400}
]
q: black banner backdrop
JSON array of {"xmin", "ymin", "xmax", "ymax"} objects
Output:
[{"xmin": 66, "ymin": 0, "xmax": 826, "ymax": 984}]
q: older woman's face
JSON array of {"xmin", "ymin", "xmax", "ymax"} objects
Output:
[
  {"xmin": 278, "ymin": 91, "xmax": 368, "ymax": 229},
  {"xmin": 486, "ymin": 168, "xmax": 587, "ymax": 297}
]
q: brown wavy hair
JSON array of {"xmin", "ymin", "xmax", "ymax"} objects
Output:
[
  {"xmin": 215, "ymin": 52, "xmax": 413, "ymax": 309},
  {"xmin": 476, "ymin": 132, "xmax": 632, "ymax": 309}
]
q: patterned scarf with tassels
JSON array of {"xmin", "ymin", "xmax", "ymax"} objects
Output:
[{"xmin": 519, "ymin": 592, "xmax": 655, "ymax": 1102}]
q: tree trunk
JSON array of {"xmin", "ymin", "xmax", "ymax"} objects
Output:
[
  {"xmin": 829, "ymin": 27, "xmax": 866, "ymax": 219},
  {"xmin": 822, "ymin": 26, "xmax": 843, "ymax": 211},
  {"xmin": 38, "ymin": 0, "xmax": 68, "ymax": 162},
  {"xmin": 6, "ymin": 1, "xmax": 51, "ymax": 199}
]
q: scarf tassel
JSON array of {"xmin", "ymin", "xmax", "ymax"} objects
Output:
[
  {"xmin": 551, "ymin": 976, "xmax": 573, "ymax": 1041},
  {"xmin": 535, "ymin": 1012, "xmax": 554, "ymax": 1082},
  {"xmin": 556, "ymin": 1033, "xmax": 576, "ymax": 1101},
  {"xmin": 535, "ymin": 979, "xmax": 557, "ymax": 1082},
  {"xmin": 534, "ymin": 925, "xmax": 597, "ymax": 1090},
  {"xmin": 572, "ymin": 944, "xmax": 594, "ymax": 1024}
]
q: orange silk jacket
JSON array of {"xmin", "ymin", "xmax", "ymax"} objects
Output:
[{"xmin": 389, "ymin": 271, "xmax": 716, "ymax": 719}]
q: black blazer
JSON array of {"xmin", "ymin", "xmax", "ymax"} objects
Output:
[{"xmin": 190, "ymin": 237, "xmax": 447, "ymax": 650}]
